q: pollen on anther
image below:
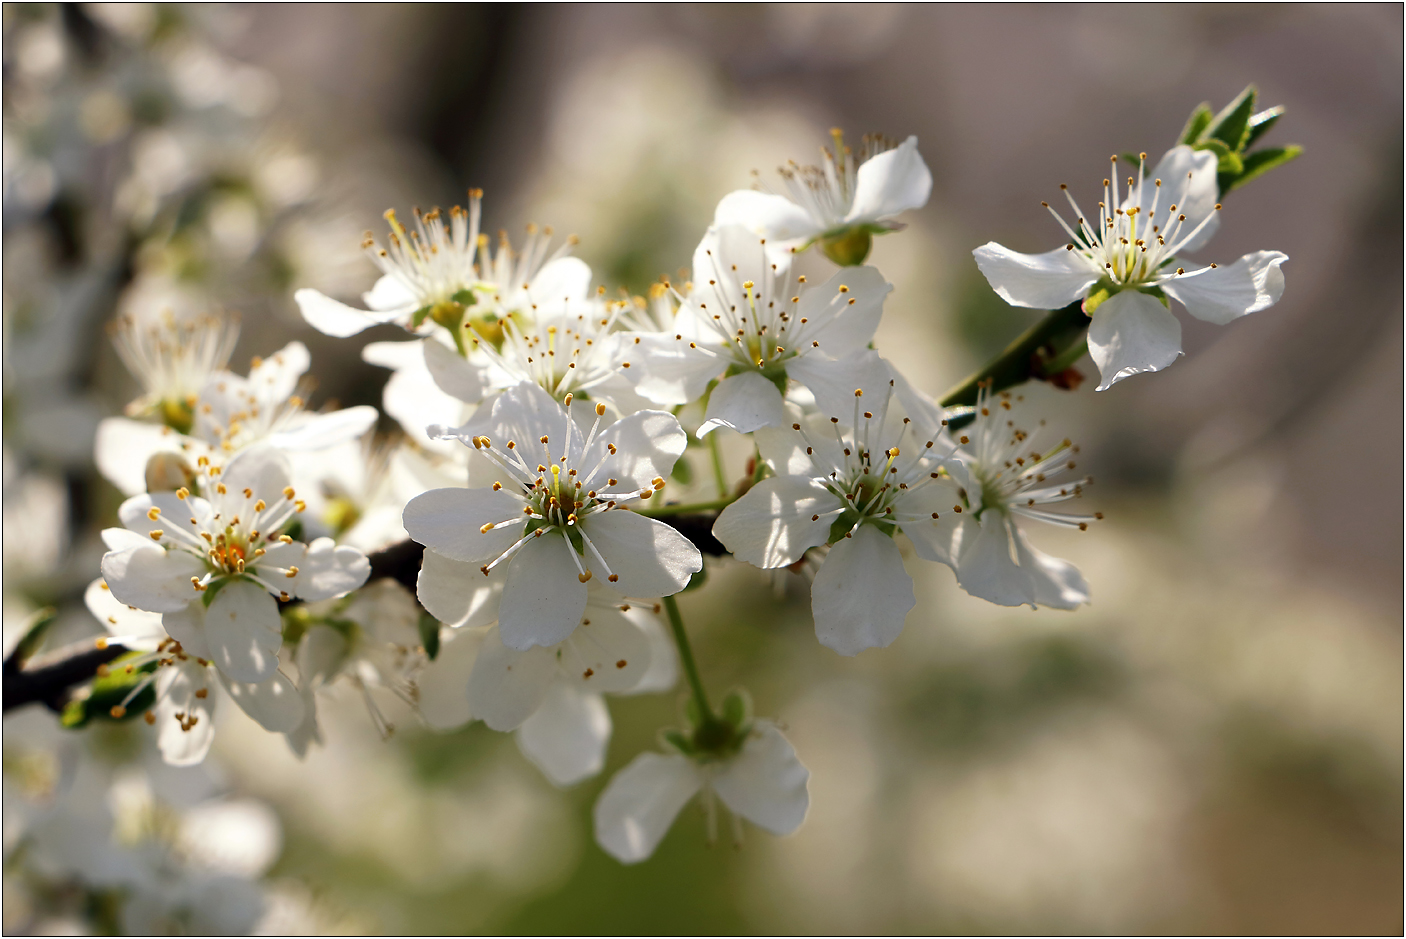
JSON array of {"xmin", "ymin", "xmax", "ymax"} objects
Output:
[{"xmin": 608, "ymin": 574, "xmax": 619, "ymax": 583}]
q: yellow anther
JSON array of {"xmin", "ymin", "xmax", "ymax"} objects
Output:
[
  {"xmin": 149, "ymin": 530, "xmax": 163, "ymax": 541},
  {"xmin": 285, "ymin": 566, "xmax": 299, "ymax": 578},
  {"xmin": 283, "ymin": 486, "xmax": 296, "ymax": 499}
]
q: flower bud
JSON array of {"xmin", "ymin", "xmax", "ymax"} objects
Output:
[{"xmin": 820, "ymin": 227, "xmax": 873, "ymax": 266}]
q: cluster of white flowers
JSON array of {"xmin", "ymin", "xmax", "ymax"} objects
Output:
[{"xmin": 58, "ymin": 112, "xmax": 1290, "ymax": 871}]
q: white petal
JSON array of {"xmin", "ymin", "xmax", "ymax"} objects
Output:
[
  {"xmin": 1160, "ymin": 251, "xmax": 1287, "ymax": 325},
  {"xmin": 897, "ymin": 482, "xmax": 964, "ymax": 568},
  {"xmin": 617, "ymin": 604, "xmax": 678, "ymax": 695},
  {"xmin": 714, "ymin": 189, "xmax": 822, "ymax": 243},
  {"xmin": 262, "ymin": 537, "xmax": 370, "ymax": 602},
  {"xmin": 203, "ymin": 580, "xmax": 283, "ymax": 683},
  {"xmin": 219, "ymin": 669, "xmax": 305, "ymax": 733},
  {"xmin": 1132, "ymin": 146, "xmax": 1220, "ymax": 254},
  {"xmin": 629, "ymin": 334, "xmax": 725, "ymax": 406},
  {"xmin": 102, "ymin": 526, "xmax": 153, "ymax": 552},
  {"xmin": 787, "ymin": 348, "xmax": 893, "ymax": 426},
  {"xmin": 95, "ymin": 417, "xmax": 184, "ymax": 497},
  {"xmin": 955, "ymin": 512, "xmax": 1033, "ymax": 607},
  {"xmin": 417, "ymin": 625, "xmax": 485, "ymax": 731},
  {"xmin": 693, "ymin": 225, "xmax": 779, "ymax": 295},
  {"xmin": 423, "ymin": 338, "xmax": 488, "ymax": 404},
  {"xmin": 711, "ymin": 721, "xmax": 810, "ymax": 836},
  {"xmin": 117, "ymin": 491, "xmax": 197, "ymax": 534},
  {"xmin": 361, "ymin": 339, "xmax": 424, "ymax": 370},
  {"xmin": 84, "ymin": 577, "xmax": 165, "ymax": 646},
  {"xmin": 580, "ymin": 511, "xmax": 702, "ymax": 599},
  {"xmin": 589, "ymin": 409, "xmax": 687, "ymax": 492},
  {"xmin": 363, "ymin": 341, "xmax": 468, "ymax": 447},
  {"xmin": 268, "ymin": 406, "xmax": 379, "ymax": 451},
  {"xmin": 219, "ymin": 446, "xmax": 293, "ymax": 497},
  {"xmin": 796, "ymin": 266, "xmax": 890, "ymax": 353},
  {"xmin": 1086, "ymin": 289, "xmax": 1183, "ymax": 391},
  {"xmin": 101, "ymin": 544, "xmax": 206, "ymax": 614},
  {"xmin": 1011, "ymin": 526, "xmax": 1089, "ymax": 610},
  {"xmin": 698, "ymin": 371, "xmax": 785, "ymax": 437},
  {"xmin": 973, "ymin": 243, "xmax": 1100, "ymax": 310},
  {"xmin": 294, "ymin": 288, "xmax": 399, "ymax": 338},
  {"xmin": 466, "ymin": 626, "xmax": 557, "ymax": 729},
  {"xmin": 516, "ymin": 684, "xmax": 611, "ymax": 787},
  {"xmin": 162, "ymin": 601, "xmax": 213, "ymax": 659},
  {"xmin": 297, "ymin": 624, "xmax": 349, "ymax": 685},
  {"xmin": 154, "ymin": 664, "xmax": 216, "ymax": 766},
  {"xmin": 489, "ymin": 382, "xmax": 580, "ymax": 458},
  {"xmin": 361, "ymin": 274, "xmax": 418, "ymax": 313},
  {"xmin": 560, "ymin": 602, "xmax": 653, "ymax": 694},
  {"xmin": 417, "ymin": 549, "xmax": 504, "ymax": 628},
  {"xmin": 846, "ymin": 136, "xmax": 933, "ymax": 223},
  {"xmin": 402, "ymin": 487, "xmax": 525, "ymax": 564},
  {"xmin": 593, "ymin": 751, "xmax": 703, "ymax": 864},
  {"xmin": 526, "ymin": 257, "xmax": 594, "ymax": 312},
  {"xmin": 246, "ymin": 341, "xmax": 310, "ymax": 407},
  {"xmin": 810, "ymin": 524, "xmax": 915, "ymax": 656},
  {"xmin": 499, "ymin": 534, "xmax": 588, "ymax": 649},
  {"xmin": 713, "ymin": 476, "xmax": 841, "ymax": 568}
]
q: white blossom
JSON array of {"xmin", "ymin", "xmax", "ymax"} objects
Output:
[
  {"xmin": 593, "ymin": 721, "xmax": 809, "ymax": 864},
  {"xmin": 715, "ymin": 130, "xmax": 931, "ymax": 263},
  {"xmin": 404, "ymin": 383, "xmax": 701, "ymax": 650},
  {"xmin": 973, "ymin": 146, "xmax": 1288, "ymax": 389},
  {"xmin": 714, "ymin": 362, "xmax": 965, "ymax": 654},
  {"xmin": 108, "ymin": 310, "xmax": 240, "ymax": 428},
  {"xmin": 628, "ymin": 225, "xmax": 893, "ymax": 437},
  {"xmin": 98, "ymin": 447, "xmax": 369, "ymax": 685}
]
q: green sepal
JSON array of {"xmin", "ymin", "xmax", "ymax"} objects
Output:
[
  {"xmin": 61, "ymin": 652, "xmax": 158, "ymax": 729},
  {"xmin": 828, "ymin": 516, "xmax": 855, "ymax": 545},
  {"xmin": 418, "ymin": 612, "xmax": 441, "ymax": 661},
  {"xmin": 1137, "ymin": 285, "xmax": 1170, "ymax": 308},
  {"xmin": 1227, "ymin": 145, "xmax": 1303, "ymax": 192},
  {"xmin": 721, "ymin": 688, "xmax": 751, "ymax": 730},
  {"xmin": 820, "ymin": 227, "xmax": 873, "ymax": 266},
  {"xmin": 1082, "ymin": 280, "xmax": 1115, "ymax": 314},
  {"xmin": 1206, "ymin": 85, "xmax": 1257, "ymax": 152},
  {"xmin": 1179, "ymin": 103, "xmax": 1214, "ymax": 146},
  {"xmin": 663, "ymin": 729, "xmax": 694, "ymax": 755},
  {"xmin": 200, "ymin": 575, "xmax": 232, "ymax": 608},
  {"xmin": 1244, "ymin": 106, "xmax": 1284, "ymax": 149},
  {"xmin": 410, "ymin": 305, "xmax": 434, "ymax": 329},
  {"xmin": 450, "ymin": 288, "xmax": 476, "ymax": 306}
]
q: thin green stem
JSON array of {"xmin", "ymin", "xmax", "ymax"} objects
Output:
[
  {"xmin": 1038, "ymin": 336, "xmax": 1089, "ymax": 376},
  {"xmin": 707, "ymin": 433, "xmax": 728, "ymax": 499},
  {"xmin": 663, "ymin": 595, "xmax": 712, "ymax": 720},
  {"xmin": 638, "ymin": 496, "xmax": 737, "ymax": 518}
]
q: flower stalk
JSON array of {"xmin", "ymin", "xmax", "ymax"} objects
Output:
[{"xmin": 663, "ymin": 594, "xmax": 713, "ymax": 722}]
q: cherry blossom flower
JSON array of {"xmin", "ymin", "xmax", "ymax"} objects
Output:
[
  {"xmin": 404, "ymin": 383, "xmax": 701, "ymax": 650},
  {"xmin": 973, "ymin": 146, "xmax": 1288, "ymax": 389},
  {"xmin": 83, "ymin": 577, "xmax": 304, "ymax": 766},
  {"xmin": 96, "ymin": 340, "xmax": 378, "ymax": 496},
  {"xmin": 98, "ymin": 447, "xmax": 370, "ymax": 685},
  {"xmin": 714, "ymin": 362, "xmax": 966, "ymax": 654},
  {"xmin": 715, "ymin": 130, "xmax": 931, "ymax": 265},
  {"xmin": 908, "ymin": 385, "xmax": 1095, "ymax": 610},
  {"xmin": 628, "ymin": 225, "xmax": 893, "ymax": 437},
  {"xmin": 108, "ymin": 310, "xmax": 240, "ymax": 432},
  {"xmin": 594, "ymin": 720, "xmax": 809, "ymax": 863}
]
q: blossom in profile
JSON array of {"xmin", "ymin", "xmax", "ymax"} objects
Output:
[
  {"xmin": 716, "ymin": 130, "xmax": 931, "ymax": 265},
  {"xmin": 108, "ymin": 310, "xmax": 240, "ymax": 432},
  {"xmin": 594, "ymin": 718, "xmax": 809, "ymax": 863},
  {"xmin": 973, "ymin": 146, "xmax": 1288, "ymax": 389},
  {"xmin": 99, "ymin": 447, "xmax": 370, "ymax": 684},
  {"xmin": 403, "ymin": 383, "xmax": 701, "ymax": 650},
  {"xmin": 628, "ymin": 225, "xmax": 893, "ymax": 438}
]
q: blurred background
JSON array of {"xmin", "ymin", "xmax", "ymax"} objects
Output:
[{"xmin": 3, "ymin": 3, "xmax": 1401, "ymax": 933}]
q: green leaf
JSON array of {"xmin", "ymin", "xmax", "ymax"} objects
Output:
[
  {"xmin": 1207, "ymin": 85, "xmax": 1258, "ymax": 152},
  {"xmin": 62, "ymin": 652, "xmax": 159, "ymax": 728},
  {"xmin": 418, "ymin": 612, "xmax": 441, "ymax": 661},
  {"xmin": 1179, "ymin": 103, "xmax": 1214, "ymax": 145},
  {"xmin": 9, "ymin": 607, "xmax": 56, "ymax": 668},
  {"xmin": 1244, "ymin": 106, "xmax": 1285, "ymax": 149},
  {"xmin": 1228, "ymin": 145, "xmax": 1303, "ymax": 192},
  {"xmin": 1194, "ymin": 138, "xmax": 1243, "ymax": 176},
  {"xmin": 450, "ymin": 288, "xmax": 476, "ymax": 306},
  {"xmin": 410, "ymin": 305, "xmax": 433, "ymax": 328}
]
